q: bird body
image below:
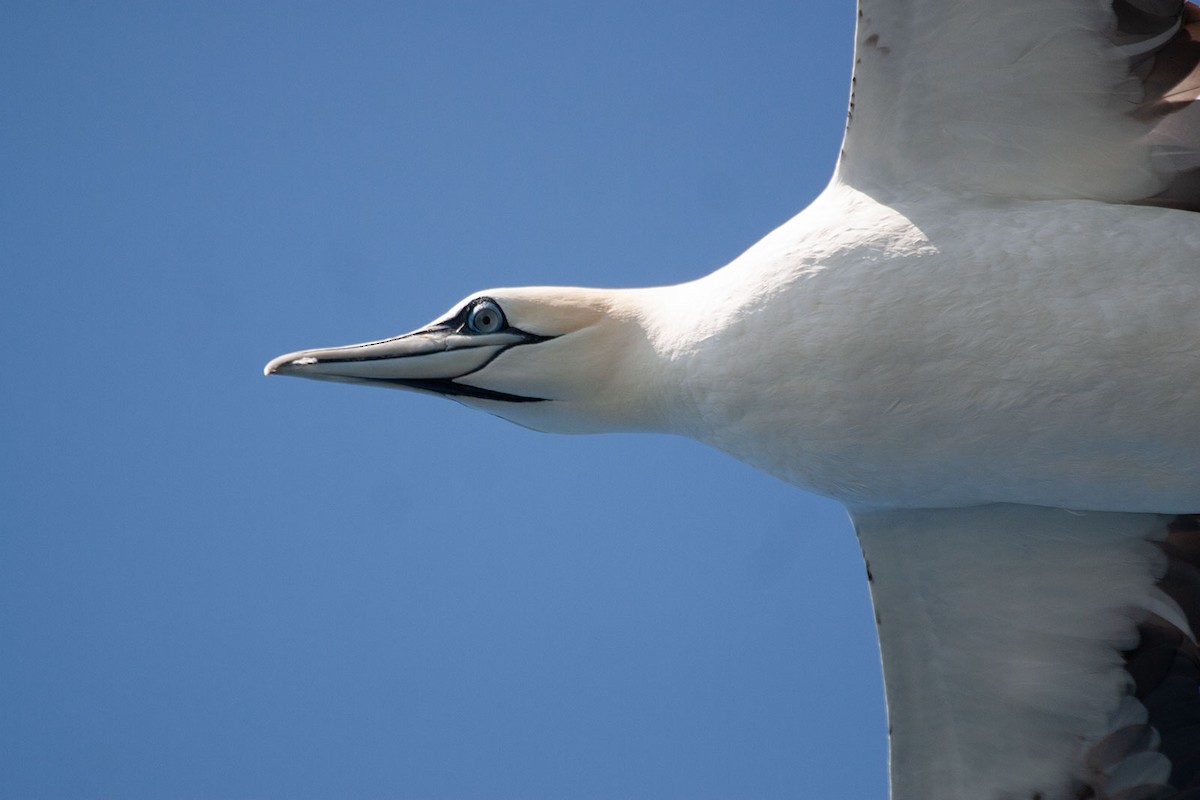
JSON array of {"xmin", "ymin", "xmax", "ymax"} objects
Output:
[
  {"xmin": 676, "ymin": 183, "xmax": 1200, "ymax": 511},
  {"xmin": 267, "ymin": 0, "xmax": 1200, "ymax": 796}
]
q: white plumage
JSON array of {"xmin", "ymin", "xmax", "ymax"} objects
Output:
[{"xmin": 267, "ymin": 1, "xmax": 1200, "ymax": 797}]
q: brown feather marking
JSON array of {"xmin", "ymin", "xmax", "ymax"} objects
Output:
[
  {"xmin": 1124, "ymin": 515, "xmax": 1200, "ymax": 791},
  {"xmin": 1087, "ymin": 725, "xmax": 1161, "ymax": 774},
  {"xmin": 1103, "ymin": 786, "xmax": 1174, "ymax": 799},
  {"xmin": 1138, "ymin": 4, "xmax": 1200, "ymax": 112},
  {"xmin": 1132, "ymin": 3, "xmax": 1200, "ymax": 210},
  {"xmin": 1069, "ymin": 515, "xmax": 1200, "ymax": 798},
  {"xmin": 1114, "ymin": 0, "xmax": 1184, "ymax": 40}
]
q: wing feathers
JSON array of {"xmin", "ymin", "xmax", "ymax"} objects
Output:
[
  {"xmin": 1134, "ymin": 516, "xmax": 1200, "ymax": 791},
  {"xmin": 1137, "ymin": 4, "xmax": 1200, "ymax": 209},
  {"xmin": 853, "ymin": 506, "xmax": 1200, "ymax": 800},
  {"xmin": 1114, "ymin": 0, "xmax": 1183, "ymax": 51},
  {"xmin": 839, "ymin": 1, "xmax": 1200, "ymax": 209}
]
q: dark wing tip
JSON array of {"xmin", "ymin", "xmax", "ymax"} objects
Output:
[
  {"xmin": 1130, "ymin": 3, "xmax": 1200, "ymax": 211},
  {"xmin": 1095, "ymin": 514, "xmax": 1200, "ymax": 796}
]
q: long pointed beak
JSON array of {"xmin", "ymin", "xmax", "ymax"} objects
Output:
[{"xmin": 265, "ymin": 327, "xmax": 548, "ymax": 402}]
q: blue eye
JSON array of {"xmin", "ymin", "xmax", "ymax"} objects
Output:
[{"xmin": 466, "ymin": 299, "xmax": 505, "ymax": 334}]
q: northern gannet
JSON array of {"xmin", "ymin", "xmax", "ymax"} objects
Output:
[{"xmin": 265, "ymin": 1, "xmax": 1200, "ymax": 798}]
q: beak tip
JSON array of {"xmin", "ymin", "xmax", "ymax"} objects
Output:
[{"xmin": 264, "ymin": 353, "xmax": 313, "ymax": 377}]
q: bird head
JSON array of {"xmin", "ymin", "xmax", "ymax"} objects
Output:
[{"xmin": 265, "ymin": 286, "xmax": 673, "ymax": 434}]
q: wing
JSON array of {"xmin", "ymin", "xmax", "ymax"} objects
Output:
[
  {"xmin": 836, "ymin": 0, "xmax": 1200, "ymax": 210},
  {"xmin": 852, "ymin": 505, "xmax": 1200, "ymax": 800}
]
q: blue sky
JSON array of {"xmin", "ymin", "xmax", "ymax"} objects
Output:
[{"xmin": 2, "ymin": 3, "xmax": 886, "ymax": 797}]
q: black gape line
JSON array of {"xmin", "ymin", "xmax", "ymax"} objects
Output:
[
  {"xmin": 370, "ymin": 331, "xmax": 556, "ymax": 402},
  {"xmin": 373, "ymin": 376, "xmax": 550, "ymax": 403},
  {"xmin": 395, "ymin": 320, "xmax": 557, "ymax": 402},
  {"xmin": 307, "ymin": 297, "xmax": 558, "ymax": 403}
]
